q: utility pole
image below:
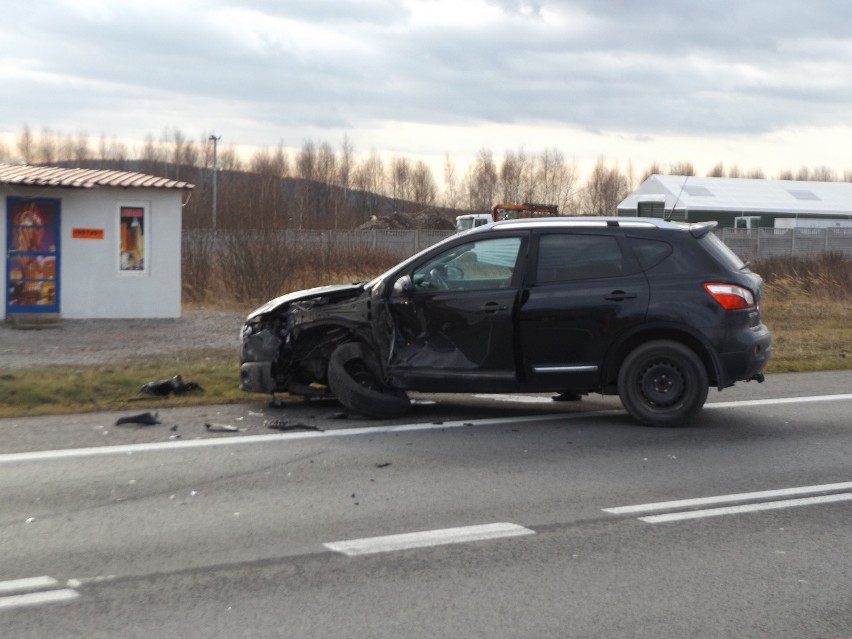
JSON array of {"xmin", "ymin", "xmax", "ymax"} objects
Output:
[{"xmin": 209, "ymin": 134, "xmax": 221, "ymax": 229}]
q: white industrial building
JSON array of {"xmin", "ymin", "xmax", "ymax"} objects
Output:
[
  {"xmin": 618, "ymin": 175, "xmax": 852, "ymax": 228},
  {"xmin": 1, "ymin": 164, "xmax": 193, "ymax": 322}
]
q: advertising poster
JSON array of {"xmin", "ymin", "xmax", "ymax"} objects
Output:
[
  {"xmin": 7, "ymin": 200, "xmax": 58, "ymax": 308},
  {"xmin": 120, "ymin": 206, "xmax": 145, "ymax": 271}
]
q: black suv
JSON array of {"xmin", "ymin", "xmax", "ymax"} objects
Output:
[{"xmin": 240, "ymin": 217, "xmax": 771, "ymax": 426}]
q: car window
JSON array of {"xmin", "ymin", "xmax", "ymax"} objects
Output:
[
  {"xmin": 627, "ymin": 237, "xmax": 673, "ymax": 270},
  {"xmin": 698, "ymin": 231, "xmax": 748, "ymax": 271},
  {"xmin": 535, "ymin": 234, "xmax": 624, "ymax": 282},
  {"xmin": 413, "ymin": 237, "xmax": 522, "ymax": 291}
]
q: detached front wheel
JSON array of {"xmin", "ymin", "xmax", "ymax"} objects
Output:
[
  {"xmin": 618, "ymin": 340, "xmax": 708, "ymax": 427},
  {"xmin": 327, "ymin": 342, "xmax": 410, "ymax": 419}
]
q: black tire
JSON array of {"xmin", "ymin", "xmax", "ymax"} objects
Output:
[
  {"xmin": 617, "ymin": 340, "xmax": 709, "ymax": 427},
  {"xmin": 327, "ymin": 342, "xmax": 410, "ymax": 419}
]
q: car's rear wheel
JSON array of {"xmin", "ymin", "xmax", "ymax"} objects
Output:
[
  {"xmin": 617, "ymin": 340, "xmax": 708, "ymax": 427},
  {"xmin": 327, "ymin": 342, "xmax": 410, "ymax": 419}
]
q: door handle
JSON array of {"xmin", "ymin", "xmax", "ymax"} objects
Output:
[
  {"xmin": 604, "ymin": 290, "xmax": 637, "ymax": 301},
  {"xmin": 480, "ymin": 301, "xmax": 506, "ymax": 314}
]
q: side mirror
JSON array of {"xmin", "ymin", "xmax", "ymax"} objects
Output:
[{"xmin": 392, "ymin": 274, "xmax": 413, "ymax": 297}]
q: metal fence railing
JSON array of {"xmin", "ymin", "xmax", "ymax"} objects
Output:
[
  {"xmin": 718, "ymin": 228, "xmax": 852, "ymax": 260},
  {"xmin": 184, "ymin": 227, "xmax": 852, "ymax": 263}
]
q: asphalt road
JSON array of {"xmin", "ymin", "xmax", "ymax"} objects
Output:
[{"xmin": 1, "ymin": 370, "xmax": 850, "ymax": 638}]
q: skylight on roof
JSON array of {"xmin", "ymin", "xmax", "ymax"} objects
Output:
[
  {"xmin": 683, "ymin": 185, "xmax": 714, "ymax": 197},
  {"xmin": 788, "ymin": 189, "xmax": 821, "ymax": 201}
]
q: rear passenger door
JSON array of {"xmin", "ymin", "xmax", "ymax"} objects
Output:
[{"xmin": 518, "ymin": 230, "xmax": 649, "ymax": 389}]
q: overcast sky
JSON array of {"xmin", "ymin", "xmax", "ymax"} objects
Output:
[{"xmin": 2, "ymin": 0, "xmax": 852, "ymax": 178}]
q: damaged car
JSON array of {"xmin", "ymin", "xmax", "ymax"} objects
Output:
[{"xmin": 240, "ymin": 217, "xmax": 771, "ymax": 426}]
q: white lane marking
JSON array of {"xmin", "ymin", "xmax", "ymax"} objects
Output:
[
  {"xmin": 1, "ymin": 393, "xmax": 849, "ymax": 465},
  {"xmin": 324, "ymin": 522, "xmax": 535, "ymax": 556},
  {"xmin": 0, "ymin": 589, "xmax": 79, "ymax": 610},
  {"xmin": 0, "ymin": 413, "xmax": 589, "ymax": 464},
  {"xmin": 603, "ymin": 481, "xmax": 852, "ymax": 515},
  {"xmin": 705, "ymin": 393, "xmax": 852, "ymax": 409},
  {"xmin": 474, "ymin": 394, "xmax": 556, "ymax": 404},
  {"xmin": 0, "ymin": 576, "xmax": 60, "ymax": 595},
  {"xmin": 638, "ymin": 493, "xmax": 852, "ymax": 523}
]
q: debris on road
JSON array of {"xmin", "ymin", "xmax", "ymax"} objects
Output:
[
  {"xmin": 265, "ymin": 419, "xmax": 323, "ymax": 432},
  {"xmin": 205, "ymin": 423, "xmax": 246, "ymax": 433},
  {"xmin": 115, "ymin": 412, "xmax": 162, "ymax": 426},
  {"xmin": 140, "ymin": 374, "xmax": 203, "ymax": 397}
]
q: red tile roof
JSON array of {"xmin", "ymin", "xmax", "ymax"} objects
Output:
[{"xmin": 0, "ymin": 163, "xmax": 194, "ymax": 190}]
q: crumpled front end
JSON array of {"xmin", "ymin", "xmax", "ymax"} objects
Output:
[{"xmin": 239, "ymin": 283, "xmax": 373, "ymax": 395}]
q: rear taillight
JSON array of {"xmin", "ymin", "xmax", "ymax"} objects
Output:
[{"xmin": 703, "ymin": 283, "xmax": 755, "ymax": 310}]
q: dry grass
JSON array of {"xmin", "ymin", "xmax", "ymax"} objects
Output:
[
  {"xmin": 184, "ymin": 233, "xmax": 400, "ymax": 306},
  {"xmin": 755, "ymin": 254, "xmax": 852, "ymax": 372}
]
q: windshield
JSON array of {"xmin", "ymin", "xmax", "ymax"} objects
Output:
[
  {"xmin": 456, "ymin": 218, "xmax": 474, "ymax": 230},
  {"xmin": 365, "ymin": 230, "xmax": 468, "ymax": 291}
]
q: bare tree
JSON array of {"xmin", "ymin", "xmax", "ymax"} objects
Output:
[
  {"xmin": 582, "ymin": 157, "xmax": 630, "ymax": 216},
  {"xmin": 35, "ymin": 127, "xmax": 58, "ymax": 164},
  {"xmin": 669, "ymin": 161, "xmax": 695, "ymax": 176},
  {"xmin": 411, "ymin": 160, "xmax": 437, "ymax": 205},
  {"xmin": 17, "ymin": 125, "xmax": 33, "ymax": 164},
  {"xmin": 708, "ymin": 162, "xmax": 725, "ymax": 178},
  {"xmin": 499, "ymin": 148, "xmax": 530, "ymax": 204},
  {"xmin": 745, "ymin": 167, "xmax": 766, "ymax": 179},
  {"xmin": 467, "ymin": 149, "xmax": 498, "ymax": 211},
  {"xmin": 352, "ymin": 150, "xmax": 386, "ymax": 222},
  {"xmin": 389, "ymin": 156, "xmax": 413, "ymax": 208},
  {"xmin": 72, "ymin": 131, "xmax": 90, "ymax": 165},
  {"xmin": 295, "ymin": 140, "xmax": 319, "ymax": 228},
  {"xmin": 442, "ymin": 154, "xmax": 461, "ymax": 209},
  {"xmin": 811, "ymin": 166, "xmax": 836, "ymax": 182},
  {"xmin": 777, "ymin": 169, "xmax": 795, "ymax": 180},
  {"xmin": 536, "ymin": 148, "xmax": 578, "ymax": 214}
]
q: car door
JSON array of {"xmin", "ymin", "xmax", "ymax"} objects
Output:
[
  {"xmin": 518, "ymin": 230, "xmax": 649, "ymax": 390},
  {"xmin": 385, "ymin": 235, "xmax": 526, "ymax": 392}
]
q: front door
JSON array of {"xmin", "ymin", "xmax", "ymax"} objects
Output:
[
  {"xmin": 385, "ymin": 235, "xmax": 525, "ymax": 392},
  {"xmin": 6, "ymin": 198, "xmax": 60, "ymax": 314}
]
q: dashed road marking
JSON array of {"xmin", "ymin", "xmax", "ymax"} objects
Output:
[
  {"xmin": 324, "ymin": 522, "xmax": 535, "ymax": 556},
  {"xmin": 0, "ymin": 577, "xmax": 79, "ymax": 611},
  {"xmin": 637, "ymin": 493, "xmax": 852, "ymax": 523},
  {"xmin": 604, "ymin": 481, "xmax": 852, "ymax": 524}
]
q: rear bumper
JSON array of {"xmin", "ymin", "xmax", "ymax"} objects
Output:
[{"xmin": 718, "ymin": 323, "xmax": 772, "ymax": 385}]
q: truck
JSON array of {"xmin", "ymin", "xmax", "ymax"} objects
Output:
[
  {"xmin": 455, "ymin": 202, "xmax": 559, "ymax": 231},
  {"xmin": 454, "ymin": 213, "xmax": 493, "ymax": 231},
  {"xmin": 492, "ymin": 202, "xmax": 559, "ymax": 221}
]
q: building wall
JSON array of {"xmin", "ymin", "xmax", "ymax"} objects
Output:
[{"xmin": 2, "ymin": 186, "xmax": 182, "ymax": 319}]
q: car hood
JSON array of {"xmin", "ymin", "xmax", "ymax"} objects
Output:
[{"xmin": 246, "ymin": 282, "xmax": 367, "ymax": 320}]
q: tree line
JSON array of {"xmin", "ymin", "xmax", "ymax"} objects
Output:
[{"xmin": 3, "ymin": 125, "xmax": 851, "ymax": 230}]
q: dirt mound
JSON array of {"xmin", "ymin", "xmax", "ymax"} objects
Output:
[{"xmin": 358, "ymin": 209, "xmax": 456, "ymax": 230}]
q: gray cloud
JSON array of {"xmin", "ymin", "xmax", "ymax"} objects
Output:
[{"xmin": 1, "ymin": 0, "xmax": 851, "ymax": 151}]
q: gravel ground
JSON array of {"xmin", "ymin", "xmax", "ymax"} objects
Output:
[{"xmin": 0, "ymin": 310, "xmax": 247, "ymax": 371}]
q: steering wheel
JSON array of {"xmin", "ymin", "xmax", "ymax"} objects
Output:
[{"xmin": 428, "ymin": 267, "xmax": 449, "ymax": 289}]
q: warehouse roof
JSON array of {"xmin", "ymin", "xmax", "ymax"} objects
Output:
[
  {"xmin": 0, "ymin": 163, "xmax": 194, "ymax": 190},
  {"xmin": 619, "ymin": 175, "xmax": 852, "ymax": 216}
]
